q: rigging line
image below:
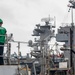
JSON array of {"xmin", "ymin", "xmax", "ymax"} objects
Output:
[{"xmin": 61, "ymin": 10, "xmax": 70, "ymax": 27}]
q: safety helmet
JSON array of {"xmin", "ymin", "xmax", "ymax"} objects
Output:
[{"xmin": 0, "ymin": 19, "xmax": 3, "ymax": 24}]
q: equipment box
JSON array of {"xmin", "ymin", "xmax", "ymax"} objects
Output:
[{"xmin": 59, "ymin": 62, "xmax": 67, "ymax": 68}]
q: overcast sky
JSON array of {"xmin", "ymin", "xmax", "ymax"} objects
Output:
[{"xmin": 0, "ymin": 0, "xmax": 73, "ymax": 55}]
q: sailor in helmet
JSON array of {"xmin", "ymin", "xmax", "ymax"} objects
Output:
[{"xmin": 0, "ymin": 19, "xmax": 7, "ymax": 65}]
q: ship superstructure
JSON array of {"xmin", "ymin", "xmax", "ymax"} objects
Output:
[
  {"xmin": 56, "ymin": 0, "xmax": 75, "ymax": 75},
  {"xmin": 28, "ymin": 16, "xmax": 55, "ymax": 75}
]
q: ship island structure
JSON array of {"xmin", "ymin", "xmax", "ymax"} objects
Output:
[{"xmin": 0, "ymin": 0, "xmax": 75, "ymax": 75}]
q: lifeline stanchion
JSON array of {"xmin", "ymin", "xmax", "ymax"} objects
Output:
[
  {"xmin": 0, "ymin": 34, "xmax": 11, "ymax": 65},
  {"xmin": 6, "ymin": 34, "xmax": 11, "ymax": 65}
]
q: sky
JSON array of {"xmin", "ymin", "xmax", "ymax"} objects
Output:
[{"xmin": 0, "ymin": 0, "xmax": 73, "ymax": 56}]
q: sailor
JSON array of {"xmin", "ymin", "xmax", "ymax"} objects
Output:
[{"xmin": 0, "ymin": 19, "xmax": 7, "ymax": 65}]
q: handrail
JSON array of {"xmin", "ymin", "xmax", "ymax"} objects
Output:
[{"xmin": 0, "ymin": 34, "xmax": 28, "ymax": 65}]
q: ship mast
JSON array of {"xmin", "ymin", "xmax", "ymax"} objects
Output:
[
  {"xmin": 69, "ymin": 0, "xmax": 75, "ymax": 72},
  {"xmin": 30, "ymin": 16, "xmax": 55, "ymax": 75}
]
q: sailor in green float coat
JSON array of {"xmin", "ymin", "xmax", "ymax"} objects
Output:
[{"xmin": 0, "ymin": 19, "xmax": 7, "ymax": 65}]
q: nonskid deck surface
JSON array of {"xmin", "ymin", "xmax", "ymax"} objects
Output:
[
  {"xmin": 0, "ymin": 65, "xmax": 31, "ymax": 75},
  {"xmin": 0, "ymin": 65, "xmax": 18, "ymax": 75}
]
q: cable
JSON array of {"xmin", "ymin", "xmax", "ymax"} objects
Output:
[{"xmin": 61, "ymin": 9, "xmax": 70, "ymax": 27}]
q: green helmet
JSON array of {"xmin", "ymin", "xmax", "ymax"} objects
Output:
[{"xmin": 0, "ymin": 19, "xmax": 3, "ymax": 24}]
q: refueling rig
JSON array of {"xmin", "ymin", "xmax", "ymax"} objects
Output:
[{"xmin": 0, "ymin": 17, "xmax": 74, "ymax": 75}]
